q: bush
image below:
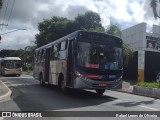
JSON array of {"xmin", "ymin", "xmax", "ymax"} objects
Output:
[{"xmin": 137, "ymin": 82, "xmax": 160, "ymax": 89}]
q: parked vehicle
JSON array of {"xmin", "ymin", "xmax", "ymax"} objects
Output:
[{"xmin": 0, "ymin": 57, "xmax": 22, "ymax": 76}]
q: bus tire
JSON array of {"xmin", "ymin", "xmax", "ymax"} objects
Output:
[
  {"xmin": 59, "ymin": 75, "xmax": 68, "ymax": 93},
  {"xmin": 17, "ymin": 74, "xmax": 21, "ymax": 77},
  {"xmin": 95, "ymin": 89, "xmax": 105, "ymax": 96},
  {"xmin": 39, "ymin": 74, "xmax": 45, "ymax": 87}
]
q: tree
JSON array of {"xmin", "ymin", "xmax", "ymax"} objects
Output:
[
  {"xmin": 21, "ymin": 46, "xmax": 36, "ymax": 70},
  {"xmin": 106, "ymin": 23, "xmax": 133, "ymax": 67},
  {"xmin": 0, "ymin": 49, "xmax": 21, "ymax": 57},
  {"xmin": 106, "ymin": 23, "xmax": 122, "ymax": 37},
  {"xmin": 74, "ymin": 11, "xmax": 105, "ymax": 32},
  {"xmin": 35, "ymin": 16, "xmax": 71, "ymax": 47},
  {"xmin": 122, "ymin": 43, "xmax": 133, "ymax": 67},
  {"xmin": 150, "ymin": 0, "xmax": 160, "ymax": 19},
  {"xmin": 35, "ymin": 11, "xmax": 105, "ymax": 47}
]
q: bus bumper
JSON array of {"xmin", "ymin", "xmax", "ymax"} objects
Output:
[{"xmin": 74, "ymin": 77, "xmax": 122, "ymax": 89}]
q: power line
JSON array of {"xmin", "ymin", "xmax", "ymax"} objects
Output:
[
  {"xmin": 6, "ymin": 0, "xmax": 15, "ymax": 26},
  {"xmin": 0, "ymin": 29, "xmax": 26, "ymax": 35}
]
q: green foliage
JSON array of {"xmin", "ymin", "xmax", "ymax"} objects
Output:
[
  {"xmin": 0, "ymin": 45, "xmax": 36, "ymax": 70},
  {"xmin": 35, "ymin": 11, "xmax": 132, "ymax": 68},
  {"xmin": 0, "ymin": 49, "xmax": 24, "ymax": 57},
  {"xmin": 35, "ymin": 11, "xmax": 105, "ymax": 47},
  {"xmin": 122, "ymin": 43, "xmax": 133, "ymax": 67},
  {"xmin": 106, "ymin": 23, "xmax": 122, "ymax": 37},
  {"xmin": 150, "ymin": 0, "xmax": 160, "ymax": 19},
  {"xmin": 137, "ymin": 82, "xmax": 160, "ymax": 89},
  {"xmin": 35, "ymin": 16, "xmax": 71, "ymax": 47},
  {"xmin": 74, "ymin": 11, "xmax": 105, "ymax": 32}
]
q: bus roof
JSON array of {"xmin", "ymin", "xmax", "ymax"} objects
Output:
[
  {"xmin": 3, "ymin": 57, "xmax": 21, "ymax": 60},
  {"xmin": 35, "ymin": 30, "xmax": 122, "ymax": 51}
]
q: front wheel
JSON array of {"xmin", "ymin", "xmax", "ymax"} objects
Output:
[{"xmin": 95, "ymin": 89, "xmax": 105, "ymax": 96}]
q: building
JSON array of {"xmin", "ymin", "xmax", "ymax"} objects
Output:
[{"xmin": 122, "ymin": 22, "xmax": 160, "ymax": 82}]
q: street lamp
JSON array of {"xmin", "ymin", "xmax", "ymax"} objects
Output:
[{"xmin": 0, "ymin": 29, "xmax": 26, "ymax": 40}]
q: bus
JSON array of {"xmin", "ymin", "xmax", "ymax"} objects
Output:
[
  {"xmin": 0, "ymin": 57, "xmax": 22, "ymax": 76},
  {"xmin": 33, "ymin": 30, "xmax": 123, "ymax": 95}
]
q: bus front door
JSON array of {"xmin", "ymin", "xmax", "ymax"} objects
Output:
[
  {"xmin": 44, "ymin": 48, "xmax": 50, "ymax": 83},
  {"xmin": 67, "ymin": 40, "xmax": 74, "ymax": 87}
]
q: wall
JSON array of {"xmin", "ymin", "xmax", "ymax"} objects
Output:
[{"xmin": 122, "ymin": 23, "xmax": 160, "ymax": 82}]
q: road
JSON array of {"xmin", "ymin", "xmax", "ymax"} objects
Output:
[{"xmin": 0, "ymin": 74, "xmax": 160, "ymax": 120}]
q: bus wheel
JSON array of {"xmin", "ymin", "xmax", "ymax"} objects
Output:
[
  {"xmin": 17, "ymin": 74, "xmax": 21, "ymax": 77},
  {"xmin": 40, "ymin": 75, "xmax": 45, "ymax": 86},
  {"xmin": 95, "ymin": 89, "xmax": 105, "ymax": 96},
  {"xmin": 60, "ymin": 76, "xmax": 68, "ymax": 93}
]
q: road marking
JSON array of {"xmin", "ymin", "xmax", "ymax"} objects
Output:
[
  {"xmin": 139, "ymin": 105, "xmax": 159, "ymax": 111},
  {"xmin": 7, "ymin": 83, "xmax": 37, "ymax": 87},
  {"xmin": 115, "ymin": 100, "xmax": 122, "ymax": 102}
]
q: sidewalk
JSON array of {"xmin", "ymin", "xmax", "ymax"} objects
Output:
[
  {"xmin": 0, "ymin": 80, "xmax": 12, "ymax": 102},
  {"xmin": 114, "ymin": 81, "xmax": 136, "ymax": 94}
]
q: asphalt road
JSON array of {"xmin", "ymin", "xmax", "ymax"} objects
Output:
[{"xmin": 0, "ymin": 74, "xmax": 160, "ymax": 120}]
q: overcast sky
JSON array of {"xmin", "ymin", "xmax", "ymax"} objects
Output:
[{"xmin": 0, "ymin": 0, "xmax": 159, "ymax": 50}]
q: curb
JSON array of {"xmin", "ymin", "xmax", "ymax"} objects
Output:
[
  {"xmin": 114, "ymin": 87, "xmax": 160, "ymax": 99},
  {"xmin": 133, "ymin": 85, "xmax": 160, "ymax": 99},
  {"xmin": 0, "ymin": 80, "xmax": 12, "ymax": 101},
  {"xmin": 113, "ymin": 89, "xmax": 134, "ymax": 95}
]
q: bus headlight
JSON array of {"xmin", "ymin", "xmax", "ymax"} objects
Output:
[{"xmin": 75, "ymin": 71, "xmax": 82, "ymax": 77}]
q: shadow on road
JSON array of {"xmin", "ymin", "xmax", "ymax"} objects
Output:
[
  {"xmin": 8, "ymin": 82, "xmax": 117, "ymax": 111},
  {"xmin": 114, "ymin": 100, "xmax": 155, "ymax": 107}
]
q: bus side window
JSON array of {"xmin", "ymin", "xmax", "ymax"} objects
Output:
[
  {"xmin": 39, "ymin": 49, "xmax": 45, "ymax": 62},
  {"xmin": 61, "ymin": 41, "xmax": 66, "ymax": 50},
  {"xmin": 59, "ymin": 41, "xmax": 67, "ymax": 60},
  {"xmin": 41, "ymin": 49, "xmax": 44, "ymax": 56},
  {"xmin": 50, "ymin": 45, "xmax": 54, "ymax": 60},
  {"xmin": 35, "ymin": 52, "xmax": 38, "ymax": 62},
  {"xmin": 51, "ymin": 45, "xmax": 54, "ymax": 53},
  {"xmin": 37, "ymin": 51, "xmax": 40, "ymax": 62},
  {"xmin": 58, "ymin": 43, "xmax": 61, "ymax": 51},
  {"xmin": 65, "ymin": 41, "xmax": 68, "ymax": 49},
  {"xmin": 51, "ymin": 44, "xmax": 58, "ymax": 60}
]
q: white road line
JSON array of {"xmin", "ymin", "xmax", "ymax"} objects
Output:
[
  {"xmin": 7, "ymin": 83, "xmax": 35, "ymax": 87},
  {"xmin": 139, "ymin": 105, "xmax": 159, "ymax": 111},
  {"xmin": 114, "ymin": 99, "xmax": 122, "ymax": 102}
]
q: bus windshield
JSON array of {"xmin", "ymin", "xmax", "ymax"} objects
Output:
[
  {"xmin": 5, "ymin": 60, "xmax": 21, "ymax": 69},
  {"xmin": 77, "ymin": 41, "xmax": 122, "ymax": 70}
]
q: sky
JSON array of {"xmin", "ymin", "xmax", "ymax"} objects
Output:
[{"xmin": 0, "ymin": 0, "xmax": 159, "ymax": 50}]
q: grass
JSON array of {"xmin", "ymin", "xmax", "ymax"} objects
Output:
[{"xmin": 137, "ymin": 82, "xmax": 160, "ymax": 89}]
